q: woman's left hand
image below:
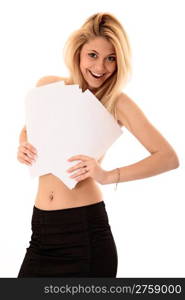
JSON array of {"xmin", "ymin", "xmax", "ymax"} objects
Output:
[{"xmin": 66, "ymin": 154, "xmax": 107, "ymax": 185}]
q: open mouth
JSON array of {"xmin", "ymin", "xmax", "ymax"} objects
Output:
[{"xmin": 88, "ymin": 70, "xmax": 105, "ymax": 80}]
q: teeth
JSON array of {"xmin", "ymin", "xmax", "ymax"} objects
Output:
[
  {"xmin": 91, "ymin": 71, "xmax": 104, "ymax": 77},
  {"xmin": 93, "ymin": 73, "xmax": 103, "ymax": 77}
]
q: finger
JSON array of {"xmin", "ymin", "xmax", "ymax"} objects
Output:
[
  {"xmin": 19, "ymin": 144, "xmax": 37, "ymax": 158},
  {"xmin": 75, "ymin": 172, "xmax": 89, "ymax": 182},
  {"xmin": 67, "ymin": 162, "xmax": 86, "ymax": 173},
  {"xmin": 69, "ymin": 168, "xmax": 87, "ymax": 178},
  {"xmin": 26, "ymin": 143, "xmax": 37, "ymax": 155},
  {"xmin": 68, "ymin": 155, "xmax": 89, "ymax": 161},
  {"xmin": 19, "ymin": 148, "xmax": 36, "ymax": 160},
  {"xmin": 24, "ymin": 154, "xmax": 35, "ymax": 164},
  {"xmin": 17, "ymin": 156, "xmax": 32, "ymax": 165},
  {"xmin": 20, "ymin": 142, "xmax": 37, "ymax": 154},
  {"xmin": 17, "ymin": 152, "xmax": 35, "ymax": 164}
]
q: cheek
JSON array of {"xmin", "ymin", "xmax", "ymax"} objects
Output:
[
  {"xmin": 80, "ymin": 55, "xmax": 90, "ymax": 67},
  {"xmin": 108, "ymin": 63, "xmax": 117, "ymax": 73},
  {"xmin": 80, "ymin": 59, "xmax": 84, "ymax": 71},
  {"xmin": 80, "ymin": 60, "xmax": 89, "ymax": 74}
]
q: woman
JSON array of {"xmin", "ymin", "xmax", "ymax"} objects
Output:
[{"xmin": 17, "ymin": 12, "xmax": 179, "ymax": 277}]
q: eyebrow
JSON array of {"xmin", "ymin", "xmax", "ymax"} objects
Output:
[{"xmin": 87, "ymin": 49, "xmax": 116, "ymax": 56}]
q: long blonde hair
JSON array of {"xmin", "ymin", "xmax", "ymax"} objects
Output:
[{"xmin": 63, "ymin": 12, "xmax": 132, "ymax": 119}]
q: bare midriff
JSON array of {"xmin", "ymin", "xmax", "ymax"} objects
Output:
[{"xmin": 34, "ymin": 156, "xmax": 104, "ymax": 210}]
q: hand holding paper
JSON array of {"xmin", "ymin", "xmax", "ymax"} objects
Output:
[{"xmin": 66, "ymin": 154, "xmax": 107, "ymax": 184}]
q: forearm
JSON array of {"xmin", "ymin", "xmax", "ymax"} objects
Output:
[
  {"xmin": 19, "ymin": 129, "xmax": 27, "ymax": 144},
  {"xmin": 104, "ymin": 151, "xmax": 179, "ymax": 185}
]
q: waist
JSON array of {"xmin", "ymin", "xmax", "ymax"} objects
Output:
[
  {"xmin": 32, "ymin": 200, "xmax": 107, "ymax": 225},
  {"xmin": 34, "ymin": 174, "xmax": 103, "ymax": 210}
]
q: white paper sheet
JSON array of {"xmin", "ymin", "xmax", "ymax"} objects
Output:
[{"xmin": 24, "ymin": 81, "xmax": 123, "ymax": 189}]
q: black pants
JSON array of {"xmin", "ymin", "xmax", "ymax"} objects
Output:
[{"xmin": 17, "ymin": 201, "xmax": 118, "ymax": 277}]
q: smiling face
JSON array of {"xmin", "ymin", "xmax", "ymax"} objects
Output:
[{"xmin": 80, "ymin": 36, "xmax": 117, "ymax": 92}]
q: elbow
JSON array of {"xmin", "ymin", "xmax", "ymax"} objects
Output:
[{"xmin": 166, "ymin": 150, "xmax": 180, "ymax": 170}]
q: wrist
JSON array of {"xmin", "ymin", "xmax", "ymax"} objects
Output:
[{"xmin": 103, "ymin": 169, "xmax": 119, "ymax": 185}]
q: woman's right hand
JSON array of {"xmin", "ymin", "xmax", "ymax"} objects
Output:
[{"xmin": 17, "ymin": 142, "xmax": 38, "ymax": 166}]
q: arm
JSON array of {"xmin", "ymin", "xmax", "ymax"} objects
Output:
[
  {"xmin": 104, "ymin": 93, "xmax": 180, "ymax": 185},
  {"xmin": 19, "ymin": 126, "xmax": 27, "ymax": 144}
]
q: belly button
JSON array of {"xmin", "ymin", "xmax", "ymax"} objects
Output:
[{"xmin": 49, "ymin": 191, "xmax": 54, "ymax": 201}]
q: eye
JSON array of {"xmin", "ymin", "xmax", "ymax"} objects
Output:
[
  {"xmin": 108, "ymin": 56, "xmax": 116, "ymax": 62},
  {"xmin": 88, "ymin": 53, "xmax": 97, "ymax": 58}
]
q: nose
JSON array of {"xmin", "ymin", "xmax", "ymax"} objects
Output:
[{"xmin": 94, "ymin": 59, "xmax": 106, "ymax": 73}]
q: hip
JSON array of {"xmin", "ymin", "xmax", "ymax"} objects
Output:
[
  {"xmin": 19, "ymin": 201, "xmax": 118, "ymax": 277},
  {"xmin": 30, "ymin": 200, "xmax": 115, "ymax": 252}
]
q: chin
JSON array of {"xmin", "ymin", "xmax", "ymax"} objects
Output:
[
  {"xmin": 87, "ymin": 78, "xmax": 106, "ymax": 87},
  {"xmin": 88, "ymin": 83, "xmax": 103, "ymax": 91}
]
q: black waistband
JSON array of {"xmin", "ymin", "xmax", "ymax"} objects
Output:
[
  {"xmin": 32, "ymin": 200, "xmax": 107, "ymax": 225},
  {"xmin": 34, "ymin": 200, "xmax": 104, "ymax": 213}
]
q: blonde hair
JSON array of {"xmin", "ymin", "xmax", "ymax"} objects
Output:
[{"xmin": 63, "ymin": 12, "xmax": 132, "ymax": 120}]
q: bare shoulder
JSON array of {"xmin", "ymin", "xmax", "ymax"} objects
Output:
[{"xmin": 35, "ymin": 75, "xmax": 68, "ymax": 87}]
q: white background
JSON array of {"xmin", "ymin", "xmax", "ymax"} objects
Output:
[{"xmin": 0, "ymin": 0, "xmax": 184, "ymax": 278}]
